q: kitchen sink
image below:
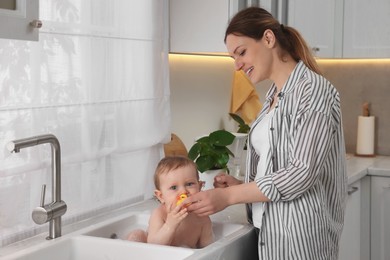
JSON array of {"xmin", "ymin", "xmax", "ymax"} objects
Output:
[
  {"xmin": 3, "ymin": 204, "xmax": 257, "ymax": 260},
  {"xmin": 5, "ymin": 235, "xmax": 194, "ymax": 260},
  {"xmin": 83, "ymin": 211, "xmax": 244, "ymax": 241}
]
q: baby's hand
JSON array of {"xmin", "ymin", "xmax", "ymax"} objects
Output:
[{"xmin": 166, "ymin": 202, "xmax": 188, "ymax": 228}]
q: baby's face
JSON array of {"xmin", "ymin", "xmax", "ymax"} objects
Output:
[{"xmin": 155, "ymin": 165, "xmax": 201, "ymax": 208}]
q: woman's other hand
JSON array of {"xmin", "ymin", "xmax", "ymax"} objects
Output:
[
  {"xmin": 184, "ymin": 188, "xmax": 229, "ymax": 217},
  {"xmin": 214, "ymin": 173, "xmax": 243, "ymax": 188}
]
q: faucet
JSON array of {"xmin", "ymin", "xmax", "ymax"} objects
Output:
[{"xmin": 7, "ymin": 134, "xmax": 67, "ymax": 240}]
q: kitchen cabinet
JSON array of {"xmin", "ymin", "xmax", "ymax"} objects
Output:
[
  {"xmin": 370, "ymin": 176, "xmax": 390, "ymax": 260},
  {"xmin": 170, "ymin": 0, "xmax": 390, "ymax": 57},
  {"xmin": 339, "ymin": 179, "xmax": 361, "ymax": 260},
  {"xmin": 343, "ymin": 0, "xmax": 390, "ymax": 58},
  {"xmin": 339, "ymin": 176, "xmax": 371, "ymax": 260},
  {"xmin": 288, "ymin": 0, "xmax": 390, "ymax": 58},
  {"xmin": 169, "ymin": 0, "xmax": 259, "ymax": 54},
  {"xmin": 0, "ymin": 0, "xmax": 40, "ymax": 41},
  {"xmin": 287, "ymin": 0, "xmax": 343, "ymax": 58}
]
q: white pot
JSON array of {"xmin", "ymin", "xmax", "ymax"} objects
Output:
[
  {"xmin": 199, "ymin": 169, "xmax": 225, "ymax": 190},
  {"xmin": 227, "ymin": 133, "xmax": 248, "ymax": 178}
]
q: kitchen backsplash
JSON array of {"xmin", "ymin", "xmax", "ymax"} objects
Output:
[
  {"xmin": 170, "ymin": 55, "xmax": 390, "ymax": 156},
  {"xmin": 318, "ymin": 59, "xmax": 390, "ymax": 155}
]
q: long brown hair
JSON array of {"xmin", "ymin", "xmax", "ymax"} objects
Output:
[{"xmin": 224, "ymin": 7, "xmax": 321, "ymax": 74}]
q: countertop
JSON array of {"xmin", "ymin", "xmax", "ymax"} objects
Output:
[{"xmin": 346, "ymin": 154, "xmax": 390, "ymax": 184}]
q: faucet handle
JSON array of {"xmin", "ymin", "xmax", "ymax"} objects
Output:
[
  {"xmin": 40, "ymin": 184, "xmax": 46, "ymax": 207},
  {"xmin": 32, "ymin": 184, "xmax": 50, "ymax": 225},
  {"xmin": 32, "ymin": 184, "xmax": 67, "ymax": 226}
]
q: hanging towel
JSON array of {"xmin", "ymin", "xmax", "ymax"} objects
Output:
[{"xmin": 230, "ymin": 70, "xmax": 262, "ymax": 124}]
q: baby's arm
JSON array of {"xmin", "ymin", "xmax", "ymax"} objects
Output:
[
  {"xmin": 147, "ymin": 204, "xmax": 188, "ymax": 246},
  {"xmin": 198, "ymin": 217, "xmax": 214, "ymax": 248}
]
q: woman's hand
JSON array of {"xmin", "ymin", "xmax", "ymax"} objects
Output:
[
  {"xmin": 213, "ymin": 173, "xmax": 243, "ymax": 188},
  {"xmin": 184, "ymin": 181, "xmax": 270, "ymax": 217},
  {"xmin": 184, "ymin": 188, "xmax": 230, "ymax": 217}
]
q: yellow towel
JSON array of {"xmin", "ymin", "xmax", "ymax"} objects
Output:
[{"xmin": 230, "ymin": 70, "xmax": 262, "ymax": 124}]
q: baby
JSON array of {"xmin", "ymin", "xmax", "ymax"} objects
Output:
[{"xmin": 127, "ymin": 156, "xmax": 214, "ymax": 248}]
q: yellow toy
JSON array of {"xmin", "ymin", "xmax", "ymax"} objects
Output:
[{"xmin": 176, "ymin": 193, "xmax": 189, "ymax": 207}]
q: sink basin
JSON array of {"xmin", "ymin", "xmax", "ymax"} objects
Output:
[
  {"xmin": 6, "ymin": 235, "xmax": 194, "ymax": 260},
  {"xmin": 83, "ymin": 211, "xmax": 244, "ymax": 241},
  {"xmin": 2, "ymin": 204, "xmax": 257, "ymax": 260}
]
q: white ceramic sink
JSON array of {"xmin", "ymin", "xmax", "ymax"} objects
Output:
[
  {"xmin": 6, "ymin": 235, "xmax": 194, "ymax": 260},
  {"xmin": 83, "ymin": 211, "xmax": 244, "ymax": 241},
  {"xmin": 2, "ymin": 204, "xmax": 257, "ymax": 260}
]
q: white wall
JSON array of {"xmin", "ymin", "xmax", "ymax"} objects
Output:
[{"xmin": 169, "ymin": 54, "xmax": 271, "ymax": 150}]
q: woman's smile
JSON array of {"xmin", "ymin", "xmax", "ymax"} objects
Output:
[{"xmin": 245, "ymin": 66, "xmax": 254, "ymax": 77}]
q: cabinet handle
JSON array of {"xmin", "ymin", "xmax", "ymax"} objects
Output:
[
  {"xmin": 30, "ymin": 20, "xmax": 43, "ymax": 29},
  {"xmin": 347, "ymin": 186, "xmax": 358, "ymax": 195},
  {"xmin": 382, "ymin": 185, "xmax": 390, "ymax": 190},
  {"xmin": 312, "ymin": 47, "xmax": 320, "ymax": 53}
]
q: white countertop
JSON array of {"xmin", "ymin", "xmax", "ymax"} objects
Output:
[{"xmin": 346, "ymin": 154, "xmax": 390, "ymax": 184}]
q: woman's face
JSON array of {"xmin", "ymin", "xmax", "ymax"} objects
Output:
[
  {"xmin": 154, "ymin": 165, "xmax": 202, "ymax": 209},
  {"xmin": 226, "ymin": 32, "xmax": 273, "ymax": 84}
]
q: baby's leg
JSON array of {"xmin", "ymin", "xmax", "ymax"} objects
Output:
[{"xmin": 126, "ymin": 229, "xmax": 147, "ymax": 243}]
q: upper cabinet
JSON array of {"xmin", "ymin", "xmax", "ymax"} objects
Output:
[
  {"xmin": 0, "ymin": 0, "xmax": 40, "ymax": 41},
  {"xmin": 288, "ymin": 0, "xmax": 390, "ymax": 58},
  {"xmin": 343, "ymin": 0, "xmax": 390, "ymax": 58},
  {"xmin": 170, "ymin": 0, "xmax": 257, "ymax": 55},
  {"xmin": 170, "ymin": 0, "xmax": 390, "ymax": 58},
  {"xmin": 287, "ymin": 0, "xmax": 343, "ymax": 58}
]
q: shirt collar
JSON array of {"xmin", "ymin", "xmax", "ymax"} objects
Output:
[{"xmin": 264, "ymin": 60, "xmax": 307, "ymax": 101}]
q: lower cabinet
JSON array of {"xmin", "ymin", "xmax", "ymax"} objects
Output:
[
  {"xmin": 339, "ymin": 179, "xmax": 361, "ymax": 260},
  {"xmin": 338, "ymin": 176, "xmax": 370, "ymax": 260},
  {"xmin": 371, "ymin": 176, "xmax": 390, "ymax": 260}
]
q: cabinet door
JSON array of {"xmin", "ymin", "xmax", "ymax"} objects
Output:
[
  {"xmin": 0, "ymin": 0, "xmax": 40, "ymax": 41},
  {"xmin": 287, "ymin": 0, "xmax": 343, "ymax": 58},
  {"xmin": 339, "ymin": 180, "xmax": 361, "ymax": 260},
  {"xmin": 343, "ymin": 0, "xmax": 390, "ymax": 58},
  {"xmin": 371, "ymin": 176, "xmax": 390, "ymax": 260},
  {"xmin": 170, "ymin": 0, "xmax": 230, "ymax": 54}
]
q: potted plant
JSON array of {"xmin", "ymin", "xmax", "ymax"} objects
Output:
[
  {"xmin": 188, "ymin": 129, "xmax": 235, "ymax": 173},
  {"xmin": 188, "ymin": 130, "xmax": 236, "ymax": 190}
]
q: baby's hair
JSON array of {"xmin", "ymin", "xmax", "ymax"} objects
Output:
[{"xmin": 154, "ymin": 156, "xmax": 199, "ymax": 189}]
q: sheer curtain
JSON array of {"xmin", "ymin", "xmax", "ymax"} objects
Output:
[{"xmin": 0, "ymin": 0, "xmax": 170, "ymax": 246}]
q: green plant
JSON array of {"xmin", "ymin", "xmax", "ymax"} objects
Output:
[
  {"xmin": 188, "ymin": 130, "xmax": 235, "ymax": 173},
  {"xmin": 229, "ymin": 113, "xmax": 250, "ymax": 150},
  {"xmin": 229, "ymin": 113, "xmax": 250, "ymax": 133}
]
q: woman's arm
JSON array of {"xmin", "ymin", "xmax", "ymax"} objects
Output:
[{"xmin": 185, "ymin": 182, "xmax": 270, "ymax": 217}]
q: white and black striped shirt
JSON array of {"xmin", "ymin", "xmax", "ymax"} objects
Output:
[{"xmin": 246, "ymin": 61, "xmax": 347, "ymax": 260}]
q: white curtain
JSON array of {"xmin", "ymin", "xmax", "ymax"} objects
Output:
[{"xmin": 0, "ymin": 0, "xmax": 170, "ymax": 246}]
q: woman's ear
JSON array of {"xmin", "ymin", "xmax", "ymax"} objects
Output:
[
  {"xmin": 263, "ymin": 29, "xmax": 276, "ymax": 47},
  {"xmin": 154, "ymin": 189, "xmax": 165, "ymax": 204}
]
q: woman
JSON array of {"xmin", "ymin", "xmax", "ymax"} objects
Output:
[{"xmin": 184, "ymin": 7, "xmax": 347, "ymax": 260}]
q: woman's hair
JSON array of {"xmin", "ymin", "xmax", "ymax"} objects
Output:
[
  {"xmin": 154, "ymin": 156, "xmax": 199, "ymax": 189},
  {"xmin": 224, "ymin": 7, "xmax": 321, "ymax": 74}
]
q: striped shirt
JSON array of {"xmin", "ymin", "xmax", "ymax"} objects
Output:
[{"xmin": 245, "ymin": 61, "xmax": 347, "ymax": 260}]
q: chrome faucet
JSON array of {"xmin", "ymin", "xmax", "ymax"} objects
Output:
[{"xmin": 7, "ymin": 134, "xmax": 67, "ymax": 240}]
